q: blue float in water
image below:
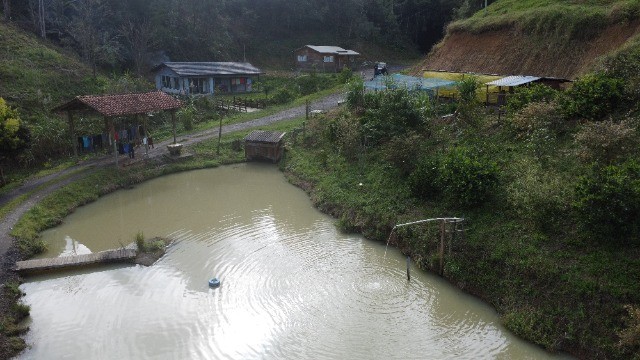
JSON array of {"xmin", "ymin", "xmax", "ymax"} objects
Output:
[{"xmin": 209, "ymin": 277, "xmax": 221, "ymax": 288}]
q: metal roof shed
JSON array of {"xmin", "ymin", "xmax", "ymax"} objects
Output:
[
  {"xmin": 486, "ymin": 76, "xmax": 541, "ymax": 87},
  {"xmin": 483, "ymin": 75, "xmax": 571, "ymax": 105},
  {"xmin": 244, "ymin": 130, "xmax": 286, "ymax": 163}
]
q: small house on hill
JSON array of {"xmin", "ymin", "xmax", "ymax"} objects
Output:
[
  {"xmin": 152, "ymin": 62, "xmax": 263, "ymax": 95},
  {"xmin": 294, "ymin": 45, "xmax": 360, "ymax": 73}
]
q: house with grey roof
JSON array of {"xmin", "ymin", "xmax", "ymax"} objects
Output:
[
  {"xmin": 152, "ymin": 62, "xmax": 263, "ymax": 95},
  {"xmin": 294, "ymin": 45, "xmax": 360, "ymax": 73}
]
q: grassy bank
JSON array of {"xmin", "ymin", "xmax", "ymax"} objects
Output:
[
  {"xmin": 449, "ymin": 0, "xmax": 640, "ymax": 39},
  {"xmin": 278, "ymin": 76, "xmax": 640, "ymax": 358}
]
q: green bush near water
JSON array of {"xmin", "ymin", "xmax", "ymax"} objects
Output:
[{"xmin": 575, "ymin": 161, "xmax": 640, "ymax": 243}]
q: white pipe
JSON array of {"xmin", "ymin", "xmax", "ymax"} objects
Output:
[{"xmin": 393, "ymin": 217, "xmax": 464, "ymax": 229}]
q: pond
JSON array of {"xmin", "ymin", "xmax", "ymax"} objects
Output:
[{"xmin": 18, "ymin": 163, "xmax": 571, "ymax": 359}]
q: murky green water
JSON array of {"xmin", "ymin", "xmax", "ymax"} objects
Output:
[{"xmin": 18, "ymin": 163, "xmax": 571, "ymax": 359}]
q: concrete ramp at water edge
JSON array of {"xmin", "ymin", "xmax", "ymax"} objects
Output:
[{"xmin": 15, "ymin": 248, "xmax": 137, "ymax": 275}]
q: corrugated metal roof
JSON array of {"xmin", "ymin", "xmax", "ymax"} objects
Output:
[
  {"xmin": 53, "ymin": 91, "xmax": 182, "ymax": 116},
  {"xmin": 305, "ymin": 45, "xmax": 360, "ymax": 56},
  {"xmin": 364, "ymin": 74, "xmax": 456, "ymax": 92},
  {"xmin": 159, "ymin": 62, "xmax": 263, "ymax": 76},
  {"xmin": 486, "ymin": 76, "xmax": 541, "ymax": 87},
  {"xmin": 244, "ymin": 130, "xmax": 286, "ymax": 143}
]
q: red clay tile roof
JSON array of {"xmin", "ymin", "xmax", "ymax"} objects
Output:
[{"xmin": 54, "ymin": 91, "xmax": 182, "ymax": 116}]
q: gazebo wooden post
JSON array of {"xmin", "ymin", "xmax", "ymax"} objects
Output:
[
  {"xmin": 68, "ymin": 111, "xmax": 77, "ymax": 158},
  {"xmin": 109, "ymin": 116, "xmax": 118, "ymax": 169},
  {"xmin": 104, "ymin": 117, "xmax": 110, "ymax": 154},
  {"xmin": 171, "ymin": 110, "xmax": 177, "ymax": 144},
  {"xmin": 143, "ymin": 113, "xmax": 149, "ymax": 156}
]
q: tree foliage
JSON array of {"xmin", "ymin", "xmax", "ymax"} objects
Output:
[
  {"xmin": 359, "ymin": 87, "xmax": 429, "ymax": 144},
  {"xmin": 574, "ymin": 160, "xmax": 640, "ymax": 243},
  {"xmin": 506, "ymin": 83, "xmax": 559, "ymax": 114},
  {"xmin": 561, "ymin": 72, "xmax": 625, "ymax": 121},
  {"xmin": 0, "ymin": 98, "xmax": 29, "ymax": 155},
  {"xmin": 409, "ymin": 147, "xmax": 499, "ymax": 208},
  {"xmin": 4, "ymin": 0, "xmax": 464, "ymax": 71},
  {"xmin": 0, "ymin": 97, "xmax": 30, "ymax": 183}
]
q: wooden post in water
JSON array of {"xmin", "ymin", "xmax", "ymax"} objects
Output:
[
  {"xmin": 406, "ymin": 256, "xmax": 411, "ymax": 281},
  {"xmin": 439, "ymin": 219, "xmax": 445, "ymax": 276}
]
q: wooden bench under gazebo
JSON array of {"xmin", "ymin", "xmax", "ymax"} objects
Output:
[
  {"xmin": 53, "ymin": 91, "xmax": 182, "ymax": 167},
  {"xmin": 244, "ymin": 130, "xmax": 286, "ymax": 163}
]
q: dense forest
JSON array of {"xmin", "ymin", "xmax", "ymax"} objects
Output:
[{"xmin": 1, "ymin": 0, "xmax": 495, "ymax": 72}]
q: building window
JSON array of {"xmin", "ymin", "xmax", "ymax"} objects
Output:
[
  {"xmin": 189, "ymin": 78, "xmax": 207, "ymax": 94},
  {"xmin": 161, "ymin": 75, "xmax": 171, "ymax": 88},
  {"xmin": 323, "ymin": 56, "xmax": 334, "ymax": 63},
  {"xmin": 297, "ymin": 55, "xmax": 307, "ymax": 62},
  {"xmin": 171, "ymin": 77, "xmax": 180, "ymax": 90}
]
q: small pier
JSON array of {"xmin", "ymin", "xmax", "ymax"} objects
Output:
[{"xmin": 15, "ymin": 248, "xmax": 138, "ymax": 275}]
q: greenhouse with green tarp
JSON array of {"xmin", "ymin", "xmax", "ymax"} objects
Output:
[{"xmin": 364, "ymin": 74, "xmax": 457, "ymax": 96}]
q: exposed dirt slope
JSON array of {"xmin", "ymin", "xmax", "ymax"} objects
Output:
[{"xmin": 414, "ymin": 21, "xmax": 640, "ymax": 79}]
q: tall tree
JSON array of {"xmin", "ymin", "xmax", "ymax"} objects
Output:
[
  {"xmin": 67, "ymin": 0, "xmax": 120, "ymax": 76},
  {"xmin": 38, "ymin": 0, "xmax": 45, "ymax": 38},
  {"xmin": 0, "ymin": 98, "xmax": 30, "ymax": 185},
  {"xmin": 3, "ymin": 0, "xmax": 10, "ymax": 22},
  {"xmin": 121, "ymin": 19, "xmax": 156, "ymax": 75}
]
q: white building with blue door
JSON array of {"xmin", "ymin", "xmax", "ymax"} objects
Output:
[{"xmin": 153, "ymin": 62, "xmax": 263, "ymax": 95}]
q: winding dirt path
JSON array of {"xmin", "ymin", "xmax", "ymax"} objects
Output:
[{"xmin": 0, "ymin": 92, "xmax": 344, "ymax": 278}]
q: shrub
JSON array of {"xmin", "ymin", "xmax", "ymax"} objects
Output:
[
  {"xmin": 297, "ymin": 74, "xmax": 320, "ymax": 96},
  {"xmin": 509, "ymin": 101, "xmax": 565, "ymax": 139},
  {"xmin": 574, "ymin": 161, "xmax": 640, "ymax": 243},
  {"xmin": 408, "ymin": 154, "xmax": 441, "ymax": 200},
  {"xmin": 381, "ymin": 132, "xmax": 424, "ymax": 176},
  {"xmin": 135, "ymin": 231, "xmax": 145, "ymax": 251},
  {"xmin": 562, "ymin": 72, "xmax": 625, "ymax": 121},
  {"xmin": 574, "ymin": 118, "xmax": 638, "ymax": 164},
  {"xmin": 12, "ymin": 303, "xmax": 30, "ymax": 320},
  {"xmin": 438, "ymin": 147, "xmax": 499, "ymax": 207},
  {"xmin": 360, "ymin": 87, "xmax": 426, "ymax": 144},
  {"xmin": 326, "ymin": 113, "xmax": 362, "ymax": 160},
  {"xmin": 509, "ymin": 101, "xmax": 567, "ymax": 162},
  {"xmin": 337, "ymin": 66, "xmax": 354, "ymax": 84},
  {"xmin": 603, "ymin": 41, "xmax": 640, "ymax": 112},
  {"xmin": 455, "ymin": 76, "xmax": 481, "ymax": 126},
  {"xmin": 409, "ymin": 147, "xmax": 499, "ymax": 208},
  {"xmin": 178, "ymin": 102, "xmax": 196, "ymax": 131},
  {"xmin": 270, "ymin": 87, "xmax": 296, "ymax": 104},
  {"xmin": 345, "ymin": 77, "xmax": 365, "ymax": 112},
  {"xmin": 506, "ymin": 158, "xmax": 573, "ymax": 230},
  {"xmin": 618, "ymin": 305, "xmax": 640, "ymax": 355},
  {"xmin": 506, "ymin": 83, "xmax": 559, "ymax": 114}
]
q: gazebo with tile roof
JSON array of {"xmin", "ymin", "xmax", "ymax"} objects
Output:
[{"xmin": 53, "ymin": 91, "xmax": 182, "ymax": 167}]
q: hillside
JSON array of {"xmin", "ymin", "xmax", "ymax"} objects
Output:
[
  {"xmin": 0, "ymin": 22, "xmax": 97, "ymax": 118},
  {"xmin": 415, "ymin": 0, "xmax": 640, "ymax": 79}
]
